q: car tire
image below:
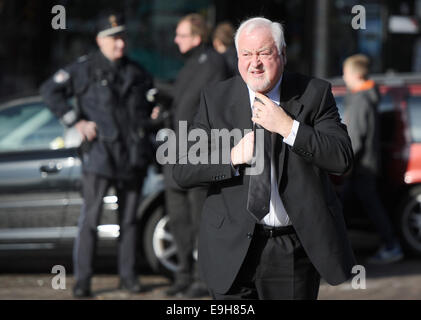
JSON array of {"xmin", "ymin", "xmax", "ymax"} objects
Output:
[
  {"xmin": 397, "ymin": 185, "xmax": 421, "ymax": 256},
  {"xmin": 143, "ymin": 205, "xmax": 179, "ymax": 277}
]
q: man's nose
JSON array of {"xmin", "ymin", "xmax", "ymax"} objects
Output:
[
  {"xmin": 251, "ymin": 54, "xmax": 262, "ymax": 67},
  {"xmin": 116, "ymin": 38, "xmax": 125, "ymax": 49}
]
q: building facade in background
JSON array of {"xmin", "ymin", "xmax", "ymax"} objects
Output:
[{"xmin": 0, "ymin": 0, "xmax": 420, "ymax": 99}]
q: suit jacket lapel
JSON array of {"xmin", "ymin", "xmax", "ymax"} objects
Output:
[
  {"xmin": 232, "ymin": 76, "xmax": 253, "ymax": 131},
  {"xmin": 279, "ymin": 71, "xmax": 304, "ymax": 120},
  {"xmin": 230, "ymin": 74, "xmax": 304, "ymax": 186},
  {"xmin": 276, "ymin": 71, "xmax": 304, "ymax": 186}
]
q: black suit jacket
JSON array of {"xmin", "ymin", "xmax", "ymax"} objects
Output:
[{"xmin": 173, "ymin": 72, "xmax": 356, "ymax": 294}]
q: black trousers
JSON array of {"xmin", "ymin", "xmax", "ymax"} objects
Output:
[
  {"xmin": 73, "ymin": 172, "xmax": 144, "ymax": 283},
  {"xmin": 165, "ymin": 186, "xmax": 208, "ymax": 283},
  {"xmin": 212, "ymin": 228, "xmax": 320, "ymax": 300}
]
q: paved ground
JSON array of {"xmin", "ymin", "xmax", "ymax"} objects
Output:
[
  {"xmin": 1, "ymin": 231, "xmax": 420, "ymax": 300},
  {"xmin": 1, "ymin": 260, "xmax": 421, "ymax": 300}
]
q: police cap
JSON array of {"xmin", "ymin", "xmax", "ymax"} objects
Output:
[{"xmin": 96, "ymin": 12, "xmax": 126, "ymax": 38}]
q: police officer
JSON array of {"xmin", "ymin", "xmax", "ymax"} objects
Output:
[{"xmin": 40, "ymin": 13, "xmax": 154, "ymax": 297}]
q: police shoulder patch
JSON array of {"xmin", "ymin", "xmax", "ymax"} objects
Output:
[{"xmin": 53, "ymin": 69, "xmax": 70, "ymax": 84}]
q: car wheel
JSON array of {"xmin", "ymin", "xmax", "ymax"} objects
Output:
[
  {"xmin": 143, "ymin": 206, "xmax": 179, "ymax": 276},
  {"xmin": 397, "ymin": 186, "xmax": 421, "ymax": 255}
]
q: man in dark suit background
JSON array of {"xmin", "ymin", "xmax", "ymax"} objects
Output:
[
  {"xmin": 172, "ymin": 17, "xmax": 356, "ymax": 300},
  {"xmin": 163, "ymin": 13, "xmax": 228, "ymax": 298}
]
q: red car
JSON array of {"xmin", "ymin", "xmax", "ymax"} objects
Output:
[{"xmin": 330, "ymin": 73, "xmax": 421, "ymax": 256}]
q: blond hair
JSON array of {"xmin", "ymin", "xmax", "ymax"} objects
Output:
[
  {"xmin": 179, "ymin": 13, "xmax": 209, "ymax": 43},
  {"xmin": 344, "ymin": 54, "xmax": 370, "ymax": 79},
  {"xmin": 213, "ymin": 22, "xmax": 235, "ymax": 47}
]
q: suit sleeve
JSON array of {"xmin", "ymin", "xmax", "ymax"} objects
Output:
[
  {"xmin": 172, "ymin": 89, "xmax": 234, "ymax": 189},
  {"xmin": 291, "ymin": 83, "xmax": 354, "ymax": 175}
]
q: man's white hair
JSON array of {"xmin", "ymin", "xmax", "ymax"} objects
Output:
[{"xmin": 234, "ymin": 17, "xmax": 286, "ymax": 56}]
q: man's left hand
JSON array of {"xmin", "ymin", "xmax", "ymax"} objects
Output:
[{"xmin": 252, "ymin": 92, "xmax": 293, "ymax": 138}]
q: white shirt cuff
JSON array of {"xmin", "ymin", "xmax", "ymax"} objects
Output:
[{"xmin": 283, "ymin": 120, "xmax": 300, "ymax": 146}]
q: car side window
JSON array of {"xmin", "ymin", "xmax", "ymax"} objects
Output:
[
  {"xmin": 0, "ymin": 102, "xmax": 65, "ymax": 152},
  {"xmin": 408, "ymin": 96, "xmax": 421, "ymax": 143}
]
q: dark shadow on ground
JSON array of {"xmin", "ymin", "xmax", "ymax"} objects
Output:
[{"xmin": 348, "ymin": 230, "xmax": 421, "ymax": 280}]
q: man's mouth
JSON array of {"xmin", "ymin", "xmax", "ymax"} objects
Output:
[{"xmin": 249, "ymin": 70, "xmax": 265, "ymax": 78}]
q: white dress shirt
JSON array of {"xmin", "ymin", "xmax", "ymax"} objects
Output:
[{"xmin": 246, "ymin": 76, "xmax": 300, "ymax": 227}]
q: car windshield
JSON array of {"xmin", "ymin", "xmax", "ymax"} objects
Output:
[{"xmin": 0, "ymin": 102, "xmax": 65, "ymax": 152}]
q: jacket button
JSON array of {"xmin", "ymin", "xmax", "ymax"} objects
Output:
[{"xmin": 247, "ymin": 232, "xmax": 253, "ymax": 239}]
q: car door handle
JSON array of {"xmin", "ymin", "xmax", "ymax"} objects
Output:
[{"xmin": 40, "ymin": 163, "xmax": 62, "ymax": 174}]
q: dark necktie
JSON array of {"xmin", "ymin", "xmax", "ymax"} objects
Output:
[{"xmin": 247, "ymin": 97, "xmax": 272, "ymax": 221}]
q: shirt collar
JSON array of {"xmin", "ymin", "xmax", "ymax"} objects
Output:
[{"xmin": 247, "ymin": 74, "xmax": 283, "ymax": 108}]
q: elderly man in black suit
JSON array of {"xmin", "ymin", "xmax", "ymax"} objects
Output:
[{"xmin": 172, "ymin": 17, "xmax": 356, "ymax": 300}]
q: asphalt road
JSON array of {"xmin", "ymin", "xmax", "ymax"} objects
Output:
[{"xmin": 1, "ymin": 231, "xmax": 421, "ymax": 300}]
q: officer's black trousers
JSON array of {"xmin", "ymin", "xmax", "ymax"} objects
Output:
[{"xmin": 73, "ymin": 172, "xmax": 143, "ymax": 283}]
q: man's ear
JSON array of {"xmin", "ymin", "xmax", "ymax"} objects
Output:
[{"xmin": 192, "ymin": 35, "xmax": 202, "ymax": 47}]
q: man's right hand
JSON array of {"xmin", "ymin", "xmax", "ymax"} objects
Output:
[
  {"xmin": 75, "ymin": 120, "xmax": 97, "ymax": 141},
  {"xmin": 231, "ymin": 131, "xmax": 254, "ymax": 166}
]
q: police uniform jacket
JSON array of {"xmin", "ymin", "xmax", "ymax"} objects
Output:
[{"xmin": 41, "ymin": 51, "xmax": 154, "ymax": 180}]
